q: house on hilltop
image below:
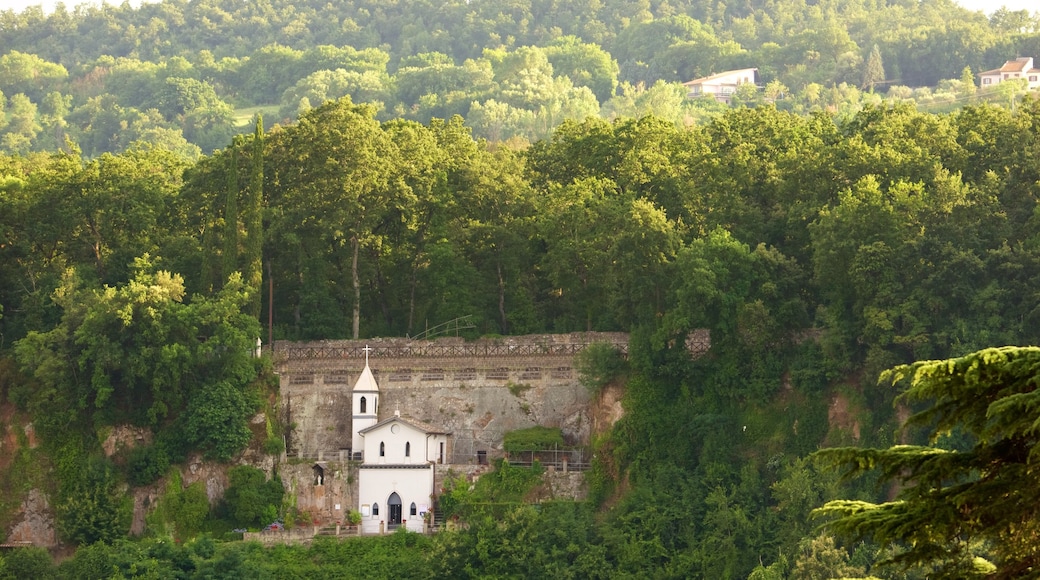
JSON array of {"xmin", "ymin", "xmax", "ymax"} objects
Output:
[
  {"xmin": 683, "ymin": 68, "xmax": 758, "ymax": 103},
  {"xmin": 979, "ymin": 57, "xmax": 1040, "ymax": 89}
]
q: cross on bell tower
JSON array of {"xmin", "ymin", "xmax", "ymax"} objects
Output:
[{"xmin": 351, "ymin": 344, "xmax": 380, "ymax": 453}]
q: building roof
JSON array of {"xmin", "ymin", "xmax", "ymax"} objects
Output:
[
  {"xmin": 981, "ymin": 57, "xmax": 1037, "ymax": 76},
  {"xmin": 358, "ymin": 415, "xmax": 450, "ymax": 436},
  {"xmin": 1002, "ymin": 57, "xmax": 1033, "ymax": 73},
  {"xmin": 683, "ymin": 68, "xmax": 758, "ymax": 87},
  {"xmin": 352, "ymin": 359, "xmax": 379, "ymax": 393}
]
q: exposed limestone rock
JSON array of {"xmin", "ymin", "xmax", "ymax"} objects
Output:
[
  {"xmin": 101, "ymin": 425, "xmax": 152, "ymax": 458},
  {"xmin": 543, "ymin": 471, "xmax": 587, "ymax": 501},
  {"xmin": 6, "ymin": 489, "xmax": 57, "ymax": 548},
  {"xmin": 130, "ymin": 485, "xmax": 162, "ymax": 536},
  {"xmin": 283, "ymin": 461, "xmax": 358, "ymax": 525}
]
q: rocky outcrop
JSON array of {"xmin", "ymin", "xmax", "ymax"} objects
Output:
[
  {"xmin": 6, "ymin": 489, "xmax": 57, "ymax": 548},
  {"xmin": 283, "ymin": 461, "xmax": 357, "ymax": 525}
]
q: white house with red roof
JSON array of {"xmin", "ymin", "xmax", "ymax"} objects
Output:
[
  {"xmin": 979, "ymin": 57, "xmax": 1040, "ymax": 89},
  {"xmin": 683, "ymin": 68, "xmax": 758, "ymax": 103}
]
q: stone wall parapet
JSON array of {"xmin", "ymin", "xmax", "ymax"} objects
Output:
[{"xmin": 274, "ymin": 332, "xmax": 633, "ymax": 373}]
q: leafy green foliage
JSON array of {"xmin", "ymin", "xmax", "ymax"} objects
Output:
[
  {"xmin": 816, "ymin": 346, "xmax": 1040, "ymax": 577},
  {"xmin": 221, "ymin": 466, "xmax": 284, "ymax": 528},
  {"xmin": 55, "ymin": 455, "xmax": 131, "ymax": 545},
  {"xmin": 124, "ymin": 443, "xmax": 170, "ymax": 487},
  {"xmin": 0, "ymin": 546, "xmax": 56, "ymax": 580},
  {"xmin": 791, "ymin": 535, "xmax": 867, "ymax": 580},
  {"xmin": 56, "ymin": 537, "xmax": 207, "ymax": 579},
  {"xmin": 503, "ymin": 427, "xmax": 565, "ymax": 453},
  {"xmin": 13, "ymin": 261, "xmax": 263, "ymax": 462},
  {"xmin": 145, "ymin": 470, "xmax": 210, "ymax": 541},
  {"xmin": 440, "ymin": 460, "xmax": 544, "ymax": 521},
  {"xmin": 184, "ymin": 380, "xmax": 256, "ymax": 462},
  {"xmin": 431, "ymin": 502, "xmax": 612, "ymax": 579},
  {"xmin": 576, "ymin": 342, "xmax": 628, "ymax": 393}
]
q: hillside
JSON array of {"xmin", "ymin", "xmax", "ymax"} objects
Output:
[
  {"xmin": 4, "ymin": 0, "xmax": 1040, "ymax": 577},
  {"xmin": 1, "ymin": 0, "xmax": 1039, "ymax": 154}
]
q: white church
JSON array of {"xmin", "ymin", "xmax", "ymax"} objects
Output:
[{"xmin": 351, "ymin": 349, "xmax": 450, "ymax": 534}]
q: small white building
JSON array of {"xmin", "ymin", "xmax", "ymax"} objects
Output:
[
  {"xmin": 979, "ymin": 57, "xmax": 1040, "ymax": 89},
  {"xmin": 352, "ymin": 353, "xmax": 450, "ymax": 534},
  {"xmin": 683, "ymin": 68, "xmax": 758, "ymax": 103}
]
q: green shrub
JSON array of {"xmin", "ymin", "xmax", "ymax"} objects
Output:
[
  {"xmin": 0, "ymin": 546, "xmax": 55, "ymax": 579},
  {"xmin": 56, "ymin": 455, "xmax": 132, "ymax": 545},
  {"xmin": 222, "ymin": 466, "xmax": 284, "ymax": 528},
  {"xmin": 263, "ymin": 436, "xmax": 285, "ymax": 455},
  {"xmin": 576, "ymin": 342, "xmax": 628, "ymax": 393},
  {"xmin": 476, "ymin": 459, "xmax": 542, "ymax": 501},
  {"xmin": 507, "ymin": 382, "xmax": 532, "ymax": 397},
  {"xmin": 126, "ymin": 443, "xmax": 170, "ymax": 487},
  {"xmin": 185, "ymin": 381, "xmax": 255, "ymax": 462},
  {"xmin": 169, "ymin": 482, "xmax": 210, "ymax": 539},
  {"xmin": 346, "ymin": 509, "xmax": 362, "ymax": 525},
  {"xmin": 503, "ymin": 426, "xmax": 565, "ymax": 453}
]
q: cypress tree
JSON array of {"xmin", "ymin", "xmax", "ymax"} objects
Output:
[
  {"xmin": 222, "ymin": 138, "xmax": 240, "ymax": 287},
  {"xmin": 245, "ymin": 115, "xmax": 264, "ymax": 319}
]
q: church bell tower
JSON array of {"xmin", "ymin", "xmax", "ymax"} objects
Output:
[{"xmin": 351, "ymin": 346, "xmax": 379, "ymax": 454}]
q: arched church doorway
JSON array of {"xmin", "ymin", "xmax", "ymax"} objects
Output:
[{"xmin": 387, "ymin": 492, "xmax": 403, "ymax": 528}]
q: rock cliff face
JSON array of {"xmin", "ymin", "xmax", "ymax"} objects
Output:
[
  {"xmin": 1, "ymin": 403, "xmax": 56, "ymax": 549},
  {"xmin": 5, "ymin": 489, "xmax": 57, "ymax": 548},
  {"xmin": 283, "ymin": 461, "xmax": 358, "ymax": 524}
]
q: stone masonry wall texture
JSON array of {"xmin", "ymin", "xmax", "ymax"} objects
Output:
[{"xmin": 274, "ymin": 332, "xmax": 654, "ymax": 459}]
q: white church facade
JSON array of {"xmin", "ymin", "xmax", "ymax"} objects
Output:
[{"xmin": 351, "ymin": 349, "xmax": 450, "ymax": 534}]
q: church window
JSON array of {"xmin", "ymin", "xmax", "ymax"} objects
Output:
[
  {"xmin": 405, "ymin": 442, "xmax": 411, "ymax": 457},
  {"xmin": 410, "ymin": 502, "xmax": 417, "ymax": 516},
  {"xmin": 380, "ymin": 442, "xmax": 385, "ymax": 457},
  {"xmin": 360, "ymin": 396, "xmax": 367, "ymax": 413},
  {"xmin": 372, "ymin": 503, "xmax": 379, "ymax": 516}
]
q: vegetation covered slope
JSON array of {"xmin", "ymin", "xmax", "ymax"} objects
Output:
[
  {"xmin": 3, "ymin": 1, "xmax": 1040, "ymax": 577},
  {"xmin": 1, "ymin": 0, "xmax": 1039, "ymax": 153},
  {"xmin": 3, "ymin": 94, "xmax": 1040, "ymax": 576}
]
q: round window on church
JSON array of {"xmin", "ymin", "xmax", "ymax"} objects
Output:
[{"xmin": 391, "ymin": 424, "xmax": 400, "ymax": 434}]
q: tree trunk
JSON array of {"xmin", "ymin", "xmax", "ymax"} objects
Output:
[
  {"xmin": 352, "ymin": 235, "xmax": 360, "ymax": 339},
  {"xmin": 498, "ymin": 261, "xmax": 508, "ymax": 334}
]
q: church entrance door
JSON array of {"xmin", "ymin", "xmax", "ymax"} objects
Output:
[{"xmin": 388, "ymin": 492, "xmax": 403, "ymax": 528}]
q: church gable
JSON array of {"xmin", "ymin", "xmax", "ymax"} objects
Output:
[{"xmin": 359, "ymin": 416, "xmax": 447, "ymax": 464}]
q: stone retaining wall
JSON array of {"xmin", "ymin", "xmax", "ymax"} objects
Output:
[
  {"xmin": 276, "ymin": 333, "xmax": 645, "ymax": 458},
  {"xmin": 276, "ymin": 331, "xmax": 710, "ymax": 458}
]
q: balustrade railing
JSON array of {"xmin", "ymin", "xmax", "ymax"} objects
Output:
[{"xmin": 278, "ymin": 340, "xmax": 629, "ymax": 361}]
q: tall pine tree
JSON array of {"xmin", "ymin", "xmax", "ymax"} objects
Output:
[{"xmin": 861, "ymin": 44, "xmax": 885, "ymax": 92}]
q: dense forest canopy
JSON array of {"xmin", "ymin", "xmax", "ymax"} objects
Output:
[
  {"xmin": 1, "ymin": 0, "xmax": 1039, "ymax": 153},
  {"xmin": 4, "ymin": 93, "xmax": 1040, "ymax": 576},
  {"xmin": 4, "ymin": 0, "xmax": 1040, "ymax": 578}
]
